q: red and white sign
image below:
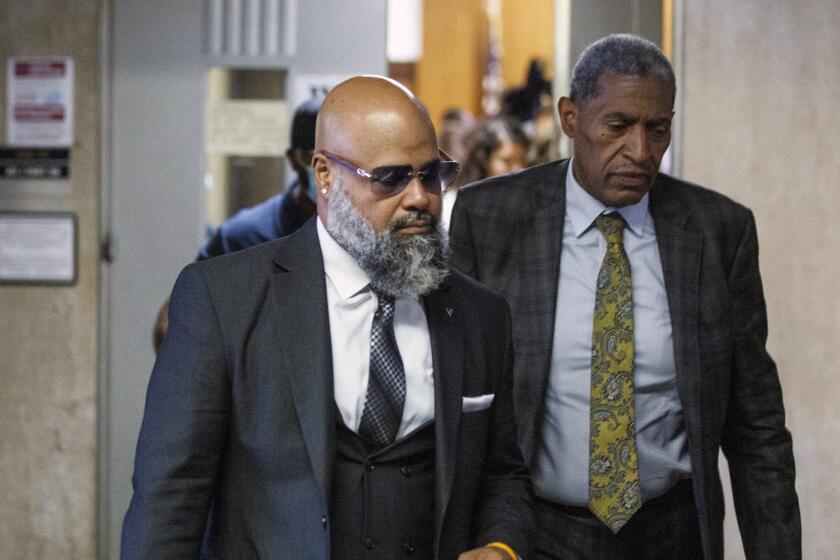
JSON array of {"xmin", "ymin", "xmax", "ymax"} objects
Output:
[{"xmin": 6, "ymin": 56, "xmax": 74, "ymax": 147}]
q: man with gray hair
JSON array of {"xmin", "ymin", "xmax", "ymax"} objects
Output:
[{"xmin": 450, "ymin": 34, "xmax": 800, "ymax": 559}]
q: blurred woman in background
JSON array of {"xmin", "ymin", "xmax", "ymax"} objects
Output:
[{"xmin": 441, "ymin": 116, "xmax": 529, "ymax": 231}]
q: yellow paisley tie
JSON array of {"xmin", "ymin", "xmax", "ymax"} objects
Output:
[{"xmin": 589, "ymin": 213, "xmax": 641, "ymax": 533}]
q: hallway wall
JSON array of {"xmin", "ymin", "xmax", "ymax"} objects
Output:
[
  {"xmin": 417, "ymin": 0, "xmax": 556, "ymax": 126},
  {"xmin": 0, "ymin": 1, "xmax": 100, "ymax": 558},
  {"xmin": 1, "ymin": 1, "xmax": 837, "ymax": 557},
  {"xmin": 680, "ymin": 1, "xmax": 840, "ymax": 557}
]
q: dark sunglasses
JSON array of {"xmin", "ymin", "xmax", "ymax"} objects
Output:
[{"xmin": 320, "ymin": 150, "xmax": 460, "ymax": 198}]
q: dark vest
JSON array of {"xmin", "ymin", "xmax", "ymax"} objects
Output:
[{"xmin": 330, "ymin": 420, "xmax": 436, "ymax": 559}]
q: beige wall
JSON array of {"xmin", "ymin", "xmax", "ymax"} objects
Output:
[
  {"xmin": 416, "ymin": 0, "xmax": 487, "ymax": 125},
  {"xmin": 0, "ymin": 1, "xmax": 836, "ymax": 558},
  {"xmin": 0, "ymin": 1, "xmax": 100, "ymax": 558},
  {"xmin": 680, "ymin": 1, "xmax": 840, "ymax": 557},
  {"xmin": 500, "ymin": 0, "xmax": 554, "ymax": 88},
  {"xmin": 417, "ymin": 0, "xmax": 554, "ymax": 126}
]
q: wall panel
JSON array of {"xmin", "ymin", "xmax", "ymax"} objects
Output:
[
  {"xmin": 500, "ymin": 0, "xmax": 554, "ymax": 87},
  {"xmin": 0, "ymin": 1, "xmax": 100, "ymax": 558},
  {"xmin": 416, "ymin": 0, "xmax": 487, "ymax": 125},
  {"xmin": 680, "ymin": 1, "xmax": 840, "ymax": 557},
  {"xmin": 416, "ymin": 0, "xmax": 556, "ymax": 127}
]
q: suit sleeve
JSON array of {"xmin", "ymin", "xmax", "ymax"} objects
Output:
[
  {"xmin": 720, "ymin": 212, "xmax": 801, "ymax": 559},
  {"xmin": 472, "ymin": 300, "xmax": 535, "ymax": 558},
  {"xmin": 121, "ymin": 264, "xmax": 231, "ymax": 559}
]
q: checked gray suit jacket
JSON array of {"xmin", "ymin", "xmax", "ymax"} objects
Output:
[{"xmin": 449, "ymin": 159, "xmax": 800, "ymax": 560}]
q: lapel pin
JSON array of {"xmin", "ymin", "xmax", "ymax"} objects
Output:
[{"xmin": 445, "ymin": 306, "xmax": 454, "ymax": 317}]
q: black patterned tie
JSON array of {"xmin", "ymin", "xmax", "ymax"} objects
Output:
[{"xmin": 359, "ymin": 290, "xmax": 406, "ymax": 446}]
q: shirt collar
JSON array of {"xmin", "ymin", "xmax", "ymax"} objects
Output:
[
  {"xmin": 565, "ymin": 158, "xmax": 650, "ymax": 238},
  {"xmin": 316, "ymin": 217, "xmax": 371, "ymax": 301}
]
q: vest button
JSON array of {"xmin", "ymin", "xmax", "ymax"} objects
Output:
[
  {"xmin": 365, "ymin": 462, "xmax": 375, "ymax": 472},
  {"xmin": 402, "ymin": 541, "xmax": 414, "ymax": 554},
  {"xmin": 364, "ymin": 537, "xmax": 376, "ymax": 550},
  {"xmin": 400, "ymin": 465, "xmax": 412, "ymax": 477},
  {"xmin": 321, "ymin": 516, "xmax": 327, "ymax": 530}
]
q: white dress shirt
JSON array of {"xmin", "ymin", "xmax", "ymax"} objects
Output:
[
  {"xmin": 532, "ymin": 161, "xmax": 692, "ymax": 506},
  {"xmin": 440, "ymin": 187, "xmax": 458, "ymax": 234},
  {"xmin": 317, "ymin": 218, "xmax": 436, "ymax": 439}
]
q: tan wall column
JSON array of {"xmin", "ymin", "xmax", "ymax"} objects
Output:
[
  {"xmin": 680, "ymin": 1, "xmax": 840, "ymax": 557},
  {"xmin": 416, "ymin": 0, "xmax": 488, "ymax": 125},
  {"xmin": 416, "ymin": 0, "xmax": 555, "ymax": 126},
  {"xmin": 0, "ymin": 2, "xmax": 100, "ymax": 558}
]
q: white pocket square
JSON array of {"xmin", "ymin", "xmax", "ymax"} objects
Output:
[{"xmin": 461, "ymin": 393, "xmax": 495, "ymax": 413}]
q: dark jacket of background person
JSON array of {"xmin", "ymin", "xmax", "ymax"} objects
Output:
[
  {"xmin": 197, "ymin": 95, "xmax": 321, "ymax": 260},
  {"xmin": 197, "ymin": 182, "xmax": 310, "ymax": 260},
  {"xmin": 448, "ymin": 159, "xmax": 800, "ymax": 560}
]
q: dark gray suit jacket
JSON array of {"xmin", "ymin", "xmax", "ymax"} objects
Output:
[
  {"xmin": 449, "ymin": 159, "xmax": 800, "ymax": 560},
  {"xmin": 121, "ymin": 220, "xmax": 533, "ymax": 559}
]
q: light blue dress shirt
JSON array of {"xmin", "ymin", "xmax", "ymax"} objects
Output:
[{"xmin": 532, "ymin": 161, "xmax": 691, "ymax": 506}]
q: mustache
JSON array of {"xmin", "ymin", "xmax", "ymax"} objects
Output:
[
  {"xmin": 614, "ymin": 162, "xmax": 658, "ymax": 174},
  {"xmin": 388, "ymin": 211, "xmax": 437, "ymax": 232}
]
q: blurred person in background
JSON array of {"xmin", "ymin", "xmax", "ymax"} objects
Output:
[
  {"xmin": 501, "ymin": 58, "xmax": 552, "ymax": 127},
  {"xmin": 438, "ymin": 107, "xmax": 474, "ymax": 164},
  {"xmin": 152, "ymin": 96, "xmax": 322, "ymax": 351},
  {"xmin": 527, "ymin": 93, "xmax": 561, "ymax": 167},
  {"xmin": 441, "ymin": 116, "xmax": 529, "ymax": 231},
  {"xmin": 198, "ymin": 95, "xmax": 322, "ymax": 259}
]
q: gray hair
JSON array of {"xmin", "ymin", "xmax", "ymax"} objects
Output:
[{"xmin": 570, "ymin": 34, "xmax": 675, "ymax": 104}]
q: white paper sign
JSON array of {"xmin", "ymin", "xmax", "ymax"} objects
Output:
[
  {"xmin": 205, "ymin": 100, "xmax": 288, "ymax": 156},
  {"xmin": 0, "ymin": 213, "xmax": 76, "ymax": 284},
  {"xmin": 6, "ymin": 56, "xmax": 75, "ymax": 147}
]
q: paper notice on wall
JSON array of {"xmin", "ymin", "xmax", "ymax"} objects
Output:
[
  {"xmin": 0, "ymin": 213, "xmax": 76, "ymax": 284},
  {"xmin": 205, "ymin": 100, "xmax": 288, "ymax": 156},
  {"xmin": 5, "ymin": 57, "xmax": 75, "ymax": 147}
]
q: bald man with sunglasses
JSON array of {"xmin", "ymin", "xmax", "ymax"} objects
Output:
[{"xmin": 122, "ymin": 76, "xmax": 533, "ymax": 560}]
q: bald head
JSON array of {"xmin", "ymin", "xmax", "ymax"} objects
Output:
[
  {"xmin": 315, "ymin": 76, "xmax": 437, "ymax": 161},
  {"xmin": 311, "ymin": 75, "xmax": 444, "ymax": 232},
  {"xmin": 311, "ymin": 77, "xmax": 448, "ymax": 296}
]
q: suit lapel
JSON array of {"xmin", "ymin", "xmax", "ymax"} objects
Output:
[
  {"xmin": 269, "ymin": 220, "xmax": 335, "ymax": 506},
  {"xmin": 422, "ymin": 279, "xmax": 463, "ymax": 550},
  {"xmin": 649, "ymin": 181, "xmax": 704, "ymax": 440},
  {"xmin": 515, "ymin": 160, "xmax": 567, "ymax": 461}
]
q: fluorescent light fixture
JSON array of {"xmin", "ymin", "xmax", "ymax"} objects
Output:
[{"xmin": 387, "ymin": 0, "xmax": 423, "ymax": 62}]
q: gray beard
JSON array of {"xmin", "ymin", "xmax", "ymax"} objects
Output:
[{"xmin": 325, "ymin": 173, "xmax": 449, "ymax": 298}]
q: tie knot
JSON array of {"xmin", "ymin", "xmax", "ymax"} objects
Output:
[
  {"xmin": 594, "ymin": 213, "xmax": 626, "ymax": 245},
  {"xmin": 373, "ymin": 290, "xmax": 396, "ymax": 321}
]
